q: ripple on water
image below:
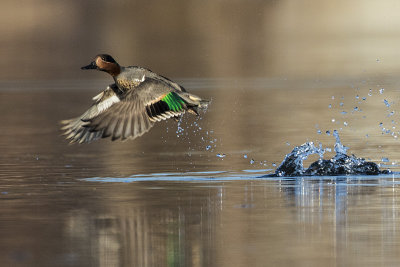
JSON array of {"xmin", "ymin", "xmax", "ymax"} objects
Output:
[{"xmin": 78, "ymin": 170, "xmax": 400, "ymax": 184}]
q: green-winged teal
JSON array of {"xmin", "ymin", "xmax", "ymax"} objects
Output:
[{"xmin": 61, "ymin": 54, "xmax": 209, "ymax": 143}]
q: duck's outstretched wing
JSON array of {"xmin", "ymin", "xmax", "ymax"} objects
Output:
[
  {"xmin": 85, "ymin": 78, "xmax": 187, "ymax": 142},
  {"xmin": 60, "ymin": 84, "xmax": 124, "ymax": 143},
  {"xmin": 61, "ymin": 79, "xmax": 190, "ymax": 143}
]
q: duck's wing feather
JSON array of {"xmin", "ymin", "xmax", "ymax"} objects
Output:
[
  {"xmin": 87, "ymin": 78, "xmax": 187, "ymax": 141},
  {"xmin": 61, "ymin": 84, "xmax": 122, "ymax": 143},
  {"xmin": 61, "ymin": 79, "xmax": 187, "ymax": 143}
]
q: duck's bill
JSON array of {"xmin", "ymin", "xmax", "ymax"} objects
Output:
[{"xmin": 81, "ymin": 61, "xmax": 97, "ymax": 70}]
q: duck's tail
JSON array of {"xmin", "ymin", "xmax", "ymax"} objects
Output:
[{"xmin": 176, "ymin": 92, "xmax": 210, "ymax": 115}]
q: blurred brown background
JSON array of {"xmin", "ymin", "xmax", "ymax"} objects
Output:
[{"xmin": 2, "ymin": 0, "xmax": 400, "ymax": 81}]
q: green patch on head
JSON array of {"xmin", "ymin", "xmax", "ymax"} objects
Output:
[{"xmin": 162, "ymin": 92, "xmax": 185, "ymax": 112}]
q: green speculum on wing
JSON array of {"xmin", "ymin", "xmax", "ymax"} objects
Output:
[{"xmin": 162, "ymin": 92, "xmax": 185, "ymax": 112}]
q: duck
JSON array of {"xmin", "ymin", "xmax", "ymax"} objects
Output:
[{"xmin": 61, "ymin": 54, "xmax": 209, "ymax": 143}]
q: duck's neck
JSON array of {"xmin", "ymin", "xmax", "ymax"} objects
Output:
[{"xmin": 108, "ymin": 64, "xmax": 121, "ymax": 77}]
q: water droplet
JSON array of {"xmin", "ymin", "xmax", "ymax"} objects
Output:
[
  {"xmin": 362, "ymin": 97, "xmax": 366, "ymax": 101},
  {"xmin": 341, "ymin": 111, "xmax": 347, "ymax": 115},
  {"xmin": 206, "ymin": 145, "xmax": 211, "ymax": 151},
  {"xmin": 355, "ymin": 95, "xmax": 359, "ymax": 100},
  {"xmin": 344, "ymin": 122, "xmax": 348, "ymax": 126},
  {"xmin": 216, "ymin": 153, "xmax": 226, "ymax": 158},
  {"xmin": 272, "ymin": 163, "xmax": 276, "ymax": 167},
  {"xmin": 250, "ymin": 159, "xmax": 255, "ymax": 164},
  {"xmin": 379, "ymin": 122, "xmax": 383, "ymax": 128},
  {"xmin": 354, "ymin": 107, "xmax": 359, "ymax": 111},
  {"xmin": 379, "ymin": 88, "xmax": 385, "ymax": 94},
  {"xmin": 368, "ymin": 89, "xmax": 372, "ymax": 96},
  {"xmin": 326, "ymin": 130, "xmax": 331, "ymax": 136},
  {"xmin": 333, "ymin": 130, "xmax": 348, "ymax": 155},
  {"xmin": 381, "ymin": 157, "xmax": 389, "ymax": 163},
  {"xmin": 243, "ymin": 154, "xmax": 248, "ymax": 159},
  {"xmin": 331, "ymin": 118, "xmax": 336, "ymax": 123},
  {"xmin": 286, "ymin": 142, "xmax": 290, "ymax": 146},
  {"xmin": 384, "ymin": 99, "xmax": 391, "ymax": 107},
  {"xmin": 317, "ymin": 130, "xmax": 322, "ymax": 134}
]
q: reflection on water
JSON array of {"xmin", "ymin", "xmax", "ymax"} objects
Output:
[
  {"xmin": 276, "ymin": 175, "xmax": 400, "ymax": 266},
  {"xmin": 59, "ymin": 175, "xmax": 400, "ymax": 266},
  {"xmin": 2, "ymin": 79, "xmax": 400, "ymax": 266},
  {"xmin": 63, "ymin": 185, "xmax": 220, "ymax": 267}
]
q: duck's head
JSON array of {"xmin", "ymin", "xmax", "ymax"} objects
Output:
[{"xmin": 81, "ymin": 54, "xmax": 121, "ymax": 76}]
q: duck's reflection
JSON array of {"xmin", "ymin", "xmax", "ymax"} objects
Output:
[
  {"xmin": 62, "ymin": 176, "xmax": 400, "ymax": 266},
  {"xmin": 64, "ymin": 183, "xmax": 222, "ymax": 266}
]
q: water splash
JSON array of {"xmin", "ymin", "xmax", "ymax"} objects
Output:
[
  {"xmin": 274, "ymin": 131, "xmax": 387, "ymax": 177},
  {"xmin": 274, "ymin": 141, "xmax": 324, "ymax": 177},
  {"xmin": 173, "ymin": 109, "xmax": 220, "ymax": 153},
  {"xmin": 176, "ymin": 117, "xmax": 185, "ymax": 137},
  {"xmin": 332, "ymin": 130, "xmax": 348, "ymax": 155}
]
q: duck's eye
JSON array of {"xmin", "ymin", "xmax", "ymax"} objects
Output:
[{"xmin": 101, "ymin": 55, "xmax": 116, "ymax": 63}]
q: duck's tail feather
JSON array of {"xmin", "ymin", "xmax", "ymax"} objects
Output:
[{"xmin": 176, "ymin": 92, "xmax": 210, "ymax": 115}]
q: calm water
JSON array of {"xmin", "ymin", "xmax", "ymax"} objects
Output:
[{"xmin": 2, "ymin": 78, "xmax": 400, "ymax": 266}]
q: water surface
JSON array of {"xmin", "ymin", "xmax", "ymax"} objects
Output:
[{"xmin": 2, "ymin": 78, "xmax": 400, "ymax": 266}]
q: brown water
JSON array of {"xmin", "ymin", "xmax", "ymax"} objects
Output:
[{"xmin": 2, "ymin": 78, "xmax": 400, "ymax": 266}]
